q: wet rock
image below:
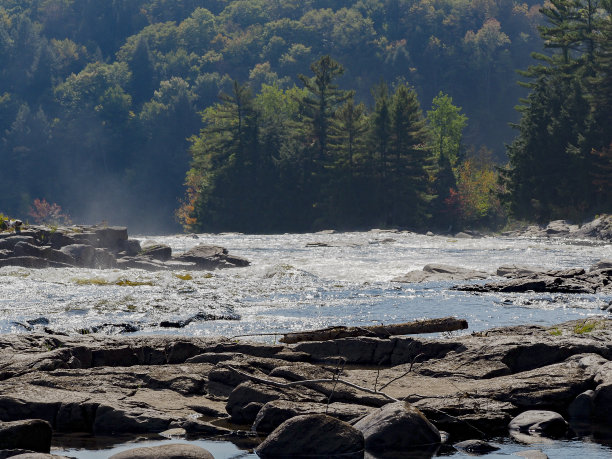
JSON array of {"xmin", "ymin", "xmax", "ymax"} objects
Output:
[
  {"xmin": 0, "ymin": 249, "xmax": 11, "ymax": 259},
  {"xmin": 592, "ymin": 382, "xmax": 612, "ymax": 422},
  {"xmin": 174, "ymin": 244, "xmax": 249, "ymax": 269},
  {"xmin": 0, "ymin": 256, "xmax": 72, "ymax": 269},
  {"xmin": 392, "ymin": 264, "xmax": 489, "ymax": 283},
  {"xmin": 496, "ymin": 265, "xmax": 545, "ymax": 277},
  {"xmin": 568, "ymin": 390, "xmax": 595, "ymax": 420},
  {"xmin": 140, "ymin": 243, "xmax": 172, "ymax": 261},
  {"xmin": 0, "ymin": 419, "xmax": 52, "ymax": 453},
  {"xmin": 0, "ymin": 236, "xmax": 36, "ymax": 250},
  {"xmin": 454, "ymin": 439, "xmax": 500, "ymax": 454},
  {"xmin": 508, "ymin": 410, "xmax": 568, "ymax": 437},
  {"xmin": 5, "ymin": 453, "xmax": 71, "ymax": 459},
  {"xmin": 60, "ymin": 244, "xmax": 95, "ymax": 268},
  {"xmin": 571, "ymin": 214, "xmax": 612, "ymax": 241},
  {"xmin": 590, "ymin": 259, "xmax": 612, "ymax": 271},
  {"xmin": 95, "ymin": 226, "xmax": 128, "ymax": 251},
  {"xmin": 159, "ymin": 311, "xmax": 240, "ymax": 329},
  {"xmin": 93, "ymin": 404, "xmax": 172, "ymax": 434},
  {"xmin": 456, "ymin": 267, "xmax": 612, "ymax": 294},
  {"xmin": 120, "ymin": 239, "xmax": 142, "ymax": 257},
  {"xmin": 353, "ymin": 401, "xmax": 440, "ymax": 454},
  {"xmin": 108, "ymin": 444, "xmax": 214, "ymax": 459},
  {"xmin": 255, "ymin": 414, "xmax": 364, "ymax": 459},
  {"xmin": 226, "ymin": 381, "xmax": 324, "ymax": 424},
  {"xmin": 253, "ymin": 399, "xmax": 373, "ymax": 433},
  {"xmin": 116, "ymin": 257, "xmax": 167, "ymax": 271},
  {"xmin": 13, "ymin": 242, "xmax": 76, "ymax": 266}
]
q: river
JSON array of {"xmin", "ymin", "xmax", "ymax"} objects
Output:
[{"xmin": 1, "ymin": 230, "xmax": 611, "ymax": 457}]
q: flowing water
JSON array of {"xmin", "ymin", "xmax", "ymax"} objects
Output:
[{"xmin": 1, "ymin": 230, "xmax": 611, "ymax": 457}]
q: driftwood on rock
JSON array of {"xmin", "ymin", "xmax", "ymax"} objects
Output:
[{"xmin": 279, "ymin": 317, "xmax": 468, "ymax": 344}]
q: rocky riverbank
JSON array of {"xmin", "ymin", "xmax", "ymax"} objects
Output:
[
  {"xmin": 1, "ymin": 319, "xmax": 611, "ymax": 457},
  {"xmin": 0, "ymin": 224, "xmax": 248, "ymax": 271}
]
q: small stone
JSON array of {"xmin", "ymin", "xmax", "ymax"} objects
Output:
[{"xmin": 454, "ymin": 439, "xmax": 500, "ymax": 454}]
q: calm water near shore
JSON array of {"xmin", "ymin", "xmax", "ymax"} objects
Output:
[{"xmin": 2, "ymin": 230, "xmax": 612, "ymax": 458}]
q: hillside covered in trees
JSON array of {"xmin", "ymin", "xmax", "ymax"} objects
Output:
[{"xmin": 0, "ymin": 0, "xmax": 610, "ymax": 232}]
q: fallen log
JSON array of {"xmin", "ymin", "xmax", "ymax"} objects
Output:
[{"xmin": 279, "ymin": 316, "xmax": 468, "ymax": 344}]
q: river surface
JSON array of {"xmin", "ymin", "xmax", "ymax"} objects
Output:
[{"xmin": 1, "ymin": 230, "xmax": 611, "ymax": 458}]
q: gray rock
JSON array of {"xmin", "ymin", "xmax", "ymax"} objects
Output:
[
  {"xmin": 108, "ymin": 444, "xmax": 214, "ymax": 459},
  {"xmin": 225, "ymin": 380, "xmax": 324, "ymax": 424},
  {"xmin": 13, "ymin": 242, "xmax": 75, "ymax": 266},
  {"xmin": 454, "ymin": 439, "xmax": 500, "ymax": 454},
  {"xmin": 571, "ymin": 215, "xmax": 612, "ymax": 241},
  {"xmin": 0, "ymin": 419, "xmax": 52, "ymax": 453},
  {"xmin": 0, "ymin": 236, "xmax": 36, "ymax": 250},
  {"xmin": 255, "ymin": 414, "xmax": 364, "ymax": 458},
  {"xmin": 93, "ymin": 404, "xmax": 172, "ymax": 434},
  {"xmin": 174, "ymin": 245, "xmax": 249, "ymax": 269},
  {"xmin": 508, "ymin": 410, "xmax": 568, "ymax": 437},
  {"xmin": 590, "ymin": 260, "xmax": 612, "ymax": 271},
  {"xmin": 116, "ymin": 257, "xmax": 167, "ymax": 271},
  {"xmin": 592, "ymin": 382, "xmax": 612, "ymax": 422},
  {"xmin": 9, "ymin": 454, "xmax": 71, "ymax": 459},
  {"xmin": 454, "ymin": 231, "xmax": 474, "ymax": 238},
  {"xmin": 140, "ymin": 244, "xmax": 172, "ymax": 261},
  {"xmin": 253, "ymin": 399, "xmax": 373, "ymax": 433},
  {"xmin": 393, "ymin": 264, "xmax": 489, "ymax": 283},
  {"xmin": 496, "ymin": 265, "xmax": 545, "ymax": 277},
  {"xmin": 568, "ymin": 390, "xmax": 595, "ymax": 420},
  {"xmin": 0, "ymin": 256, "xmax": 72, "ymax": 269},
  {"xmin": 121, "ymin": 239, "xmax": 142, "ymax": 257},
  {"xmin": 95, "ymin": 227, "xmax": 128, "ymax": 251},
  {"xmin": 60, "ymin": 244, "xmax": 95, "ymax": 268},
  {"xmin": 353, "ymin": 401, "xmax": 441, "ymax": 454}
]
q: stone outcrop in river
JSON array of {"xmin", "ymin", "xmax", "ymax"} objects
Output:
[
  {"xmin": 455, "ymin": 263, "xmax": 612, "ymax": 294},
  {"xmin": 0, "ymin": 225, "xmax": 249, "ymax": 271},
  {"xmin": 501, "ymin": 215, "xmax": 612, "ymax": 241},
  {"xmin": 0, "ymin": 319, "xmax": 611, "ymax": 456}
]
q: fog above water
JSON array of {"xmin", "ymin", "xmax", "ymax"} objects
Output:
[{"xmin": 1, "ymin": 231, "xmax": 611, "ymax": 338}]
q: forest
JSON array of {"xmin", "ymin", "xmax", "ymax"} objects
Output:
[{"xmin": 0, "ymin": 0, "xmax": 610, "ymax": 232}]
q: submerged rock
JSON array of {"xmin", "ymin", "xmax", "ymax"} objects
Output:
[{"xmin": 174, "ymin": 244, "xmax": 249, "ymax": 269}]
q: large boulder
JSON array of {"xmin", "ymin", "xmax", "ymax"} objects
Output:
[
  {"xmin": 95, "ymin": 226, "xmax": 128, "ymax": 251},
  {"xmin": 253, "ymin": 399, "xmax": 373, "ymax": 433},
  {"xmin": 174, "ymin": 245, "xmax": 249, "ymax": 269},
  {"xmin": 0, "ymin": 236, "xmax": 37, "ymax": 250},
  {"xmin": 0, "ymin": 419, "xmax": 52, "ymax": 453},
  {"xmin": 140, "ymin": 243, "xmax": 172, "ymax": 261},
  {"xmin": 571, "ymin": 214, "xmax": 612, "ymax": 241},
  {"xmin": 353, "ymin": 401, "xmax": 440, "ymax": 455},
  {"xmin": 13, "ymin": 242, "xmax": 75, "ymax": 266},
  {"xmin": 108, "ymin": 444, "xmax": 214, "ymax": 459},
  {"xmin": 508, "ymin": 410, "xmax": 568, "ymax": 437},
  {"xmin": 255, "ymin": 414, "xmax": 364, "ymax": 459},
  {"xmin": 60, "ymin": 244, "xmax": 95, "ymax": 268}
]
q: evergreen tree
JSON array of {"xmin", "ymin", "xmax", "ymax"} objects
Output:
[{"xmin": 387, "ymin": 84, "xmax": 432, "ymax": 228}]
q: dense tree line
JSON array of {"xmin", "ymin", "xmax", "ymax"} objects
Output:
[
  {"xmin": 0, "ymin": 0, "xmax": 543, "ymax": 231},
  {"xmin": 179, "ymin": 56, "xmax": 504, "ymax": 232},
  {"xmin": 501, "ymin": 0, "xmax": 612, "ymax": 222}
]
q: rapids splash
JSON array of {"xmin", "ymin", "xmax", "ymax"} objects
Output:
[{"xmin": 1, "ymin": 230, "xmax": 610, "ymax": 338}]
